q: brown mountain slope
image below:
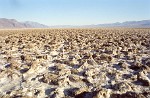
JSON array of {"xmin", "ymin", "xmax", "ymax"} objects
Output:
[{"xmin": 0, "ymin": 18, "xmax": 49, "ymax": 29}]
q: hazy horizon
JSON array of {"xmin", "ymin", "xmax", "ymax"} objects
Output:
[{"xmin": 0, "ymin": 0, "xmax": 150, "ymax": 26}]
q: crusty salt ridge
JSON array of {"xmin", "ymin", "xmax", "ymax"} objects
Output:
[{"xmin": 0, "ymin": 28, "xmax": 150, "ymax": 98}]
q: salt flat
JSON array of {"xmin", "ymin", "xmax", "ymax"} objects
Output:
[{"xmin": 0, "ymin": 28, "xmax": 150, "ymax": 98}]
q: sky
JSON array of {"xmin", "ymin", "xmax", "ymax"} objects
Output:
[{"xmin": 0, "ymin": 0, "xmax": 150, "ymax": 26}]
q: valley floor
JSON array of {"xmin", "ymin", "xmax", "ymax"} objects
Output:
[{"xmin": 0, "ymin": 28, "xmax": 150, "ymax": 98}]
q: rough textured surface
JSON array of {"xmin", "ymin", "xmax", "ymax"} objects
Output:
[{"xmin": 0, "ymin": 28, "xmax": 150, "ymax": 98}]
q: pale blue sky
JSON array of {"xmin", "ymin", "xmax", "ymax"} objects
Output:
[{"xmin": 0, "ymin": 0, "xmax": 149, "ymax": 25}]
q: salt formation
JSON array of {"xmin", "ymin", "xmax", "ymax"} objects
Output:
[{"xmin": 0, "ymin": 28, "xmax": 150, "ymax": 98}]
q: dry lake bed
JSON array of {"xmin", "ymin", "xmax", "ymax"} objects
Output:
[{"xmin": 0, "ymin": 28, "xmax": 150, "ymax": 98}]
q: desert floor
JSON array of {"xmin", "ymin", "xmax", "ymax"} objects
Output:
[{"xmin": 0, "ymin": 28, "xmax": 150, "ymax": 98}]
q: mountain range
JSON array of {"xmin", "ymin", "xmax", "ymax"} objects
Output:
[
  {"xmin": 0, "ymin": 18, "xmax": 150, "ymax": 29},
  {"xmin": 87, "ymin": 20, "xmax": 150, "ymax": 28},
  {"xmin": 0, "ymin": 18, "xmax": 48, "ymax": 29}
]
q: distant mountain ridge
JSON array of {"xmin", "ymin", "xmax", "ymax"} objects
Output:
[
  {"xmin": 49, "ymin": 20, "xmax": 150, "ymax": 28},
  {"xmin": 23, "ymin": 21, "xmax": 49, "ymax": 28},
  {"xmin": 0, "ymin": 18, "xmax": 49, "ymax": 29},
  {"xmin": 89, "ymin": 20, "xmax": 150, "ymax": 28},
  {"xmin": 0, "ymin": 18, "xmax": 150, "ymax": 29}
]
